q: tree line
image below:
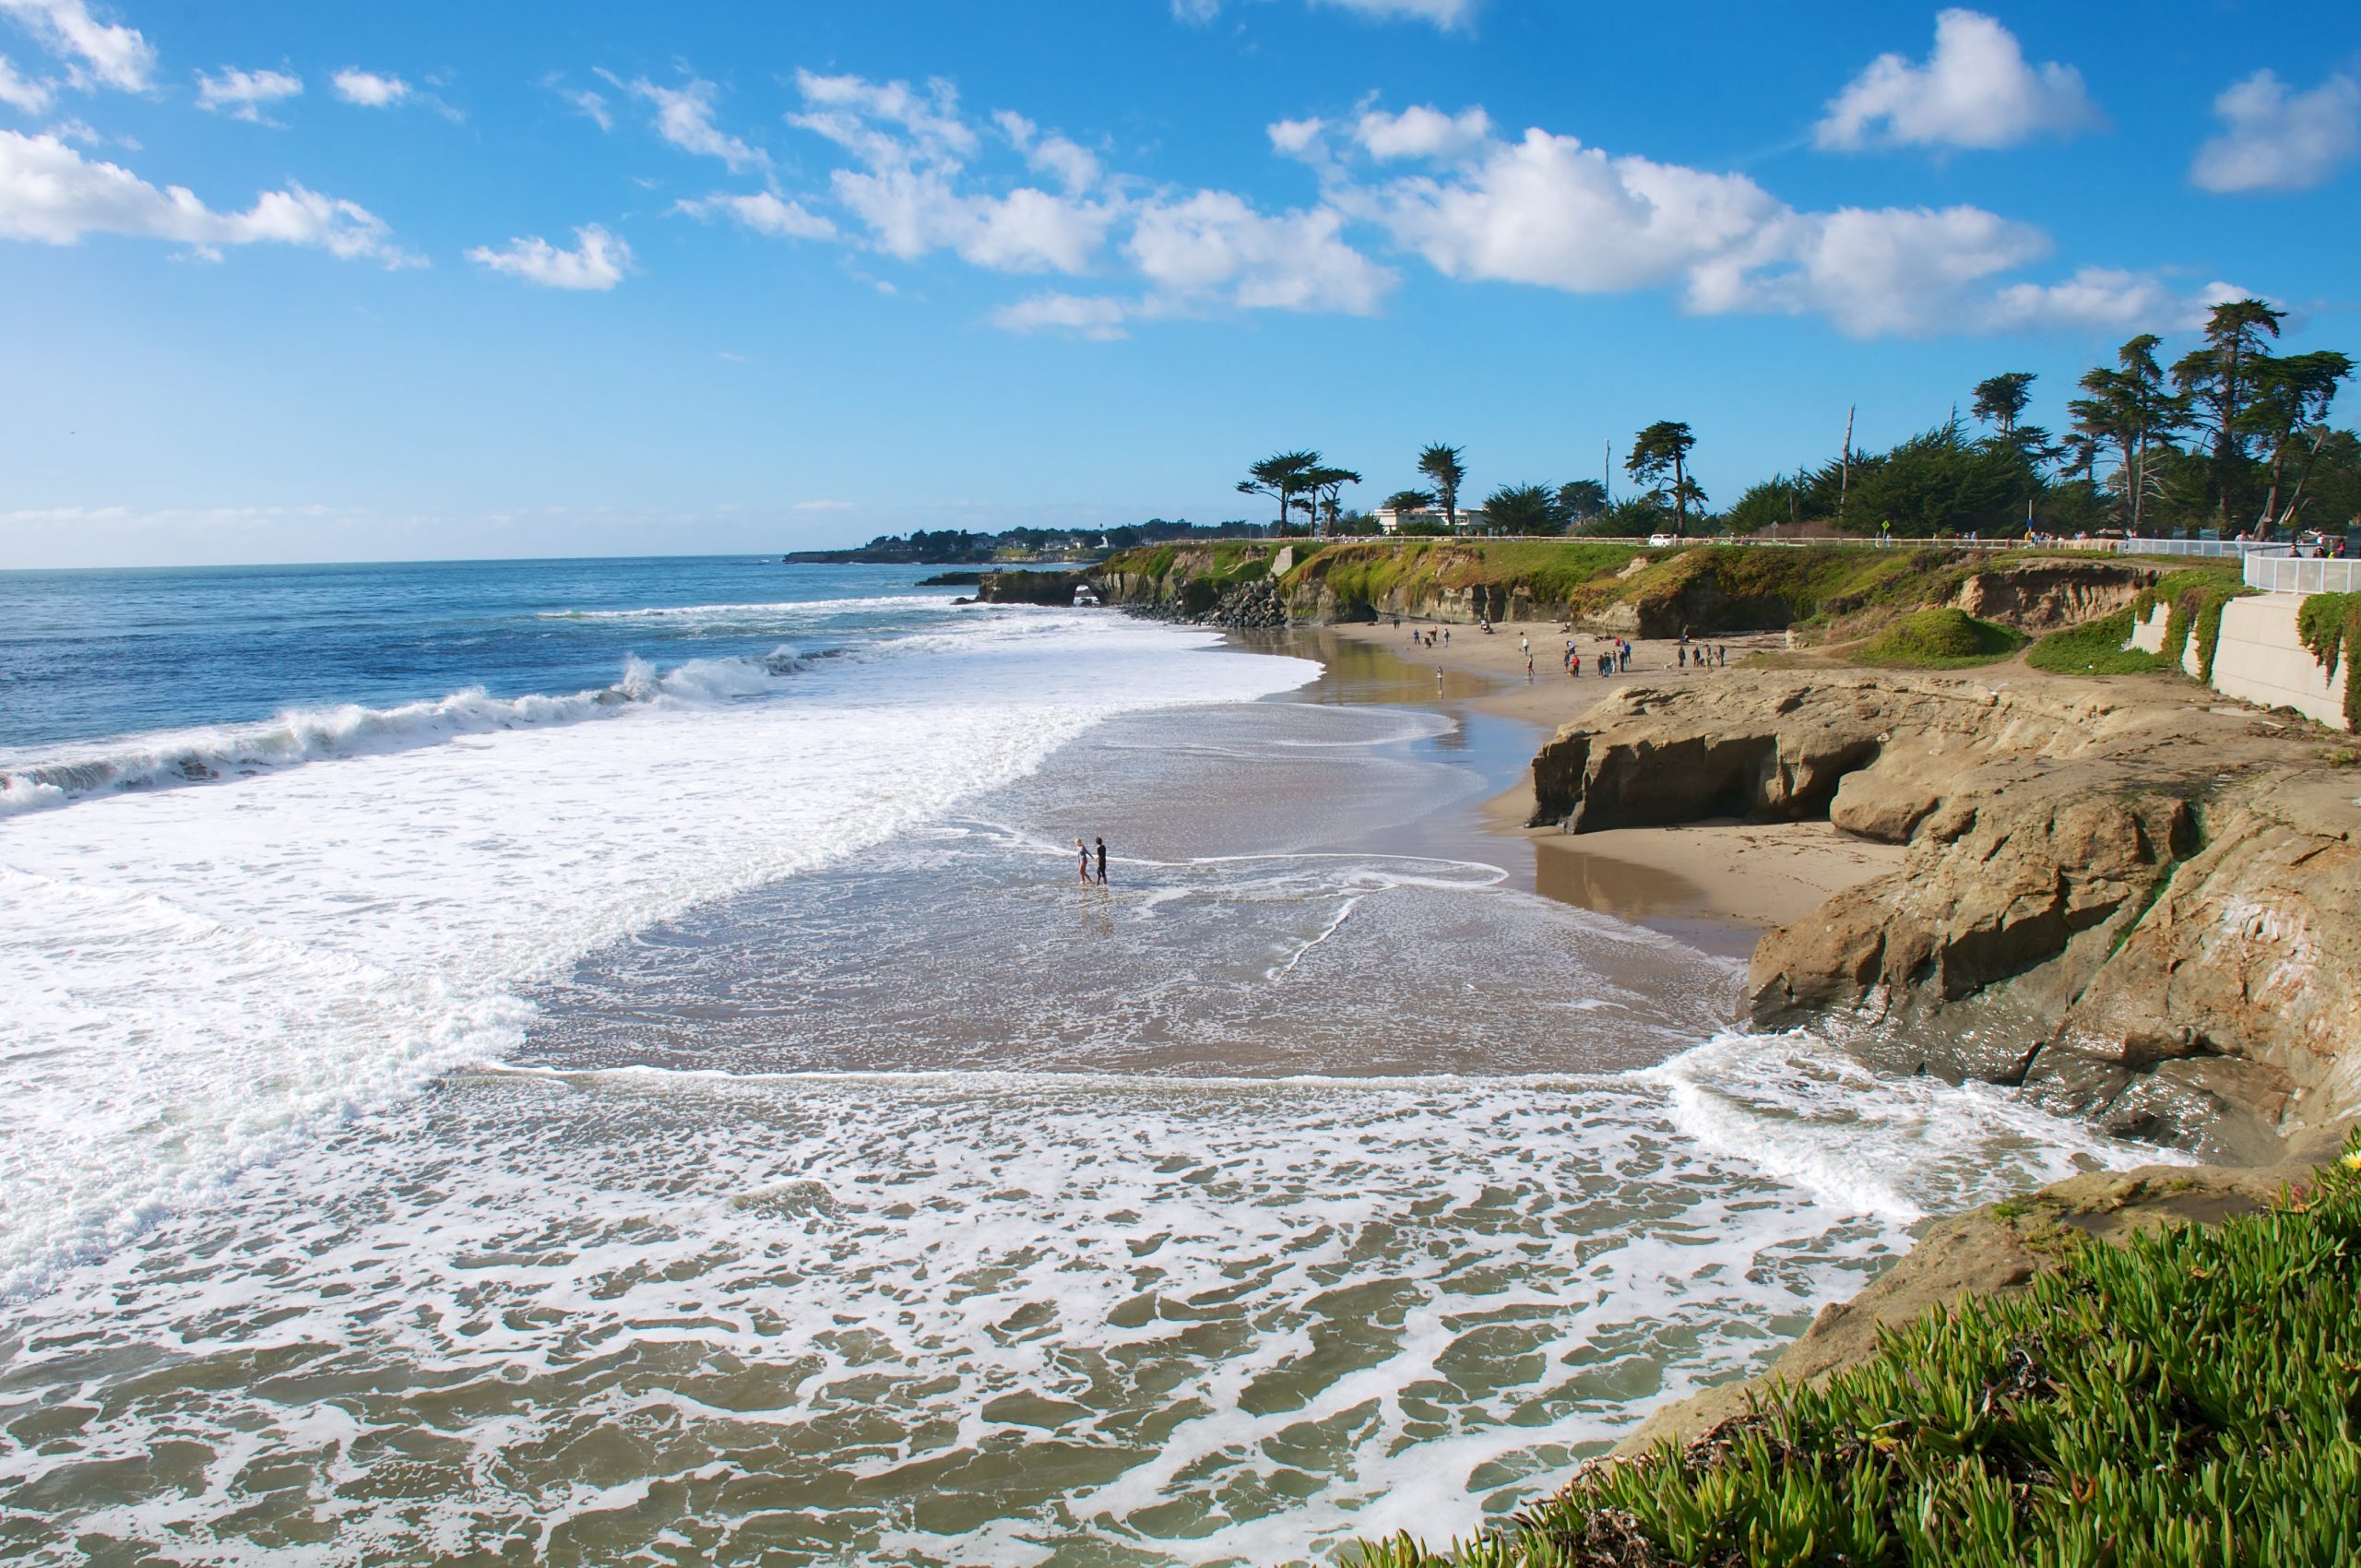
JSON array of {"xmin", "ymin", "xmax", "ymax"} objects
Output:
[{"xmin": 1236, "ymin": 299, "xmax": 2356, "ymax": 541}]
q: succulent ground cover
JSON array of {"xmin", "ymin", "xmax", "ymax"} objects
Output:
[{"xmin": 1344, "ymin": 1135, "xmax": 2361, "ymax": 1568}]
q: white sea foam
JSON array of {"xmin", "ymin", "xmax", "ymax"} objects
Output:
[
  {"xmin": 537, "ymin": 593, "xmax": 963, "ymax": 625},
  {"xmin": 0, "ymin": 1048, "xmax": 2165, "ymax": 1565},
  {"xmin": 0, "ymin": 647, "xmax": 803, "ymax": 819},
  {"xmin": 0, "ymin": 612, "xmax": 1316, "ymax": 1297}
]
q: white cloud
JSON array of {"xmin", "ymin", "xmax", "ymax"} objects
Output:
[
  {"xmin": 0, "ymin": 128, "xmax": 415, "ymax": 264},
  {"xmin": 0, "ymin": 51, "xmax": 51, "ymax": 111},
  {"xmin": 195, "ymin": 65, "xmax": 300, "ymax": 125},
  {"xmin": 832, "ymin": 166, "xmax": 1111, "ymax": 272},
  {"xmin": 1354, "ymin": 104, "xmax": 1492, "ymax": 160},
  {"xmin": 1700, "ymin": 204, "xmax": 2051, "ymax": 336},
  {"xmin": 609, "ymin": 72, "xmax": 768, "ymax": 172},
  {"xmin": 0, "ymin": 0, "xmax": 152, "ymax": 92},
  {"xmin": 793, "ymin": 498, "xmax": 856, "ymax": 511},
  {"xmin": 1816, "ymin": 9, "xmax": 2100, "ymax": 151},
  {"xmin": 1174, "ymin": 0, "xmax": 1476, "ymax": 27},
  {"xmin": 991, "ymin": 291, "xmax": 1129, "ymax": 340},
  {"xmin": 676, "ymin": 188, "xmax": 836, "ymax": 241},
  {"xmin": 1358, "ymin": 125, "xmax": 1782, "ymax": 293},
  {"xmin": 1981, "ymin": 268, "xmax": 2244, "ymax": 334},
  {"xmin": 1316, "ymin": 0, "xmax": 1477, "ymax": 28},
  {"xmin": 561, "ymin": 86, "xmax": 611, "ymax": 130},
  {"xmin": 467, "ymin": 223, "xmax": 631, "ymax": 290},
  {"xmin": 2190, "ymin": 70, "xmax": 2359, "ymax": 193},
  {"xmin": 1128, "ymin": 189, "xmax": 1393, "ymax": 312},
  {"xmin": 790, "ymin": 69, "xmax": 975, "ymax": 169},
  {"xmin": 791, "ymin": 72, "xmax": 1109, "ymax": 274},
  {"xmin": 1305, "ymin": 102, "xmax": 2210, "ymax": 338},
  {"xmin": 332, "ymin": 68, "xmax": 409, "ymax": 108},
  {"xmin": 993, "ymin": 110, "xmax": 1099, "ymax": 195}
]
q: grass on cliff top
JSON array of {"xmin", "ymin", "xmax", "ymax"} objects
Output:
[
  {"xmin": 1854, "ymin": 606, "xmax": 2027, "ymax": 668},
  {"xmin": 2025, "ymin": 564, "xmax": 2252, "ymax": 679},
  {"xmin": 1347, "ymin": 1134, "xmax": 2361, "ymax": 1568}
]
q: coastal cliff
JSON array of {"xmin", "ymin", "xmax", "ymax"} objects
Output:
[
  {"xmin": 1530, "ymin": 671, "xmax": 2361, "ymax": 1161},
  {"xmin": 1091, "ymin": 539, "xmax": 2163, "ymax": 641}
]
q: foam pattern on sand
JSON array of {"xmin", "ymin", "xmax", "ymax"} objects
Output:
[
  {"xmin": 0, "ymin": 615, "xmax": 1315, "ymax": 1297},
  {"xmin": 0, "ymin": 1045, "xmax": 2162, "ymax": 1567}
]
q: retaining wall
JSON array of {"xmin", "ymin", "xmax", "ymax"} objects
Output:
[{"xmin": 2130, "ymin": 596, "xmax": 2350, "ymax": 731}]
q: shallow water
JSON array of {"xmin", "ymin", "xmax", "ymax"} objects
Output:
[{"xmin": 0, "ymin": 562, "xmax": 2167, "ymax": 1565}]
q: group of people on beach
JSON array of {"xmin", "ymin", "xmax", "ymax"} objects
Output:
[
  {"xmin": 1677, "ymin": 635, "xmax": 1728, "ymax": 670},
  {"xmin": 1074, "ymin": 836, "xmax": 1107, "ymax": 885}
]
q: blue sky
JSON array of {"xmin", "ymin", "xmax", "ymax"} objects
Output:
[{"xmin": 2, "ymin": 0, "xmax": 2357, "ymax": 568}]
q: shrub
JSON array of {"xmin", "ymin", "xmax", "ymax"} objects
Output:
[
  {"xmin": 1343, "ymin": 1134, "xmax": 2361, "ymax": 1568},
  {"xmin": 1857, "ymin": 607, "xmax": 2025, "ymax": 668},
  {"xmin": 2296, "ymin": 591, "xmax": 2361, "ymax": 731}
]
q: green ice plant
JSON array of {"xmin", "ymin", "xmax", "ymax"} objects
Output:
[{"xmin": 1337, "ymin": 1131, "xmax": 2361, "ymax": 1567}]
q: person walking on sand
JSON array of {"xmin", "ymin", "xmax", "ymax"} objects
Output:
[
  {"xmin": 1095, "ymin": 836, "xmax": 1108, "ymax": 885},
  {"xmin": 1076, "ymin": 837, "xmax": 1091, "ymax": 885}
]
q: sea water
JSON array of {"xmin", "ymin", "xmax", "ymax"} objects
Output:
[{"xmin": 0, "ymin": 558, "xmax": 2165, "ymax": 1565}]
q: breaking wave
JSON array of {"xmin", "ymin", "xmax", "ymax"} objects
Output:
[{"xmin": 0, "ymin": 646, "xmax": 803, "ymax": 818}]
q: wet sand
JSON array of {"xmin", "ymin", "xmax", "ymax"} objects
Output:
[{"xmin": 1317, "ymin": 619, "xmax": 1904, "ymax": 957}]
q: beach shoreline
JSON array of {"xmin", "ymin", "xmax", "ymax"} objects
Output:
[{"xmin": 1293, "ymin": 618, "xmax": 1904, "ymax": 956}]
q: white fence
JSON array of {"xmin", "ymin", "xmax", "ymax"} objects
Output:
[{"xmin": 2244, "ymin": 552, "xmax": 2361, "ymax": 595}]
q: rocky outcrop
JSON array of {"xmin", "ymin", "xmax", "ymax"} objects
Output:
[
  {"xmin": 1610, "ymin": 1155, "xmax": 2335, "ymax": 1457},
  {"xmin": 973, "ymin": 569, "xmax": 1087, "ymax": 606},
  {"xmin": 1532, "ymin": 672, "xmax": 2361, "ymax": 1159},
  {"xmin": 1951, "ymin": 560, "xmax": 2163, "ymax": 631}
]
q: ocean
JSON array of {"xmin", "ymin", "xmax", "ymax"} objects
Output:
[{"xmin": 0, "ymin": 557, "xmax": 2161, "ymax": 1564}]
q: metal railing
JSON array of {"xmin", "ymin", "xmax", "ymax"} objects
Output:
[{"xmin": 2244, "ymin": 552, "xmax": 2361, "ymax": 595}]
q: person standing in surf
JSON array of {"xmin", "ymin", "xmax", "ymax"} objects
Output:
[
  {"xmin": 1094, "ymin": 836, "xmax": 1108, "ymax": 885},
  {"xmin": 1076, "ymin": 837, "xmax": 1091, "ymax": 885}
]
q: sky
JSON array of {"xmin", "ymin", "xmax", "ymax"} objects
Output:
[{"xmin": 2, "ymin": 0, "xmax": 2357, "ymax": 569}]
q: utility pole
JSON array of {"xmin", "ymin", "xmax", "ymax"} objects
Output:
[
  {"xmin": 1838, "ymin": 404, "xmax": 1856, "ymax": 523},
  {"xmin": 1603, "ymin": 437, "xmax": 1612, "ymax": 505}
]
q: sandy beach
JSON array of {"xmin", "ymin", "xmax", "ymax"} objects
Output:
[{"xmin": 1323, "ymin": 618, "xmax": 1904, "ymax": 955}]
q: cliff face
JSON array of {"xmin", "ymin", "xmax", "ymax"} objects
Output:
[
  {"xmin": 1094, "ymin": 542, "xmax": 2163, "ymax": 641},
  {"xmin": 1531, "ymin": 672, "xmax": 2361, "ymax": 1160}
]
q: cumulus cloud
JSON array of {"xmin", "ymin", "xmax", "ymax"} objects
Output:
[
  {"xmin": 1302, "ymin": 101, "xmax": 2208, "ymax": 338},
  {"xmin": 0, "ymin": 0, "xmax": 152, "ymax": 92},
  {"xmin": 1353, "ymin": 124, "xmax": 1783, "ymax": 293},
  {"xmin": 2190, "ymin": 70, "xmax": 2359, "ymax": 193},
  {"xmin": 1354, "ymin": 104, "xmax": 1492, "ymax": 160},
  {"xmin": 332, "ymin": 68, "xmax": 409, "ymax": 108},
  {"xmin": 675, "ymin": 188, "xmax": 836, "ymax": 241},
  {"xmin": 0, "ymin": 52, "xmax": 50, "ymax": 111},
  {"xmin": 608, "ymin": 71, "xmax": 768, "ymax": 172},
  {"xmin": 1816, "ymin": 9, "xmax": 2100, "ymax": 151},
  {"xmin": 466, "ymin": 223, "xmax": 631, "ymax": 290},
  {"xmin": 1129, "ymin": 189, "xmax": 1393, "ymax": 312},
  {"xmin": 991, "ymin": 291, "xmax": 1129, "ymax": 339},
  {"xmin": 790, "ymin": 71, "xmax": 1109, "ymax": 275},
  {"xmin": 194, "ymin": 65, "xmax": 300, "ymax": 124},
  {"xmin": 0, "ymin": 128, "xmax": 415, "ymax": 263},
  {"xmin": 790, "ymin": 69, "xmax": 976, "ymax": 169},
  {"xmin": 993, "ymin": 110, "xmax": 1100, "ymax": 196}
]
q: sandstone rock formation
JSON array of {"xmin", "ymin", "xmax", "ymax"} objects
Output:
[
  {"xmin": 1950, "ymin": 560, "xmax": 2161, "ymax": 631},
  {"xmin": 1531, "ymin": 672, "xmax": 2361, "ymax": 1159}
]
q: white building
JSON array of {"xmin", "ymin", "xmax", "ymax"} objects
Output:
[{"xmin": 1370, "ymin": 506, "xmax": 1489, "ymax": 536}]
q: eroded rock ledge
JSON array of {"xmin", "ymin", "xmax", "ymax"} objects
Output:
[{"xmin": 1531, "ymin": 671, "xmax": 2361, "ymax": 1160}]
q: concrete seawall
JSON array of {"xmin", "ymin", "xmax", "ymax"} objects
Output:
[{"xmin": 2128, "ymin": 594, "xmax": 2350, "ymax": 731}]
